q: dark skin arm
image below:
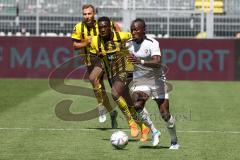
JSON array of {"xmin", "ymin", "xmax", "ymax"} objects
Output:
[{"xmin": 127, "ymin": 54, "xmax": 161, "ymax": 68}]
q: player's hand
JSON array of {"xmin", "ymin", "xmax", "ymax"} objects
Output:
[
  {"xmin": 127, "ymin": 54, "xmax": 140, "ymax": 64},
  {"xmin": 81, "ymin": 37, "xmax": 92, "ymax": 47},
  {"xmin": 87, "ymin": 36, "xmax": 92, "ymax": 44},
  {"xmin": 84, "ymin": 36, "xmax": 92, "ymax": 46}
]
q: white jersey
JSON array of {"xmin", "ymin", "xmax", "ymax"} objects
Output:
[
  {"xmin": 127, "ymin": 36, "xmax": 162, "ymax": 79},
  {"xmin": 127, "ymin": 36, "xmax": 169, "ymax": 99}
]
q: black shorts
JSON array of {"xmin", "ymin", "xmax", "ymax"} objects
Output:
[
  {"xmin": 85, "ymin": 54, "xmax": 103, "ymax": 74},
  {"xmin": 107, "ymin": 71, "xmax": 133, "ymax": 87}
]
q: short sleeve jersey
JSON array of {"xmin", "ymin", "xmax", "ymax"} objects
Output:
[
  {"xmin": 127, "ymin": 36, "xmax": 162, "ymax": 79},
  {"xmin": 71, "ymin": 21, "xmax": 98, "ymax": 41},
  {"xmin": 89, "ymin": 32, "xmax": 132, "ymax": 79},
  {"xmin": 89, "ymin": 32, "xmax": 131, "ymax": 55}
]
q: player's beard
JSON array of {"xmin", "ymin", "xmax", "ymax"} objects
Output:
[{"xmin": 84, "ymin": 19, "xmax": 95, "ymax": 28}]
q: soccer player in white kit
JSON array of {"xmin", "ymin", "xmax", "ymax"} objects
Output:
[{"xmin": 127, "ymin": 18, "xmax": 180, "ymax": 149}]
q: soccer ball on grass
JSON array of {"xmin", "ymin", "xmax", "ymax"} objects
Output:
[{"xmin": 110, "ymin": 131, "xmax": 128, "ymax": 149}]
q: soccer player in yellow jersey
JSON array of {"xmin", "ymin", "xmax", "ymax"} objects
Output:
[
  {"xmin": 71, "ymin": 4, "xmax": 120, "ymax": 128},
  {"xmin": 89, "ymin": 16, "xmax": 150, "ymax": 139}
]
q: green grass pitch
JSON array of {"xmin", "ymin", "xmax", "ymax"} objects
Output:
[{"xmin": 0, "ymin": 79, "xmax": 240, "ymax": 160}]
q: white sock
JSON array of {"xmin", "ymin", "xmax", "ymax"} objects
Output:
[
  {"xmin": 137, "ymin": 109, "xmax": 158, "ymax": 133},
  {"xmin": 166, "ymin": 115, "xmax": 178, "ymax": 143}
]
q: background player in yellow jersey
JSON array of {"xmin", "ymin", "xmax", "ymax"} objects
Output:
[
  {"xmin": 71, "ymin": 4, "xmax": 120, "ymax": 128},
  {"xmin": 89, "ymin": 16, "xmax": 150, "ymax": 140}
]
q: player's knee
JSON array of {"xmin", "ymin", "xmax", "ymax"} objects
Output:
[
  {"xmin": 88, "ymin": 75, "xmax": 95, "ymax": 83},
  {"xmin": 134, "ymin": 101, "xmax": 144, "ymax": 112},
  {"xmin": 132, "ymin": 91, "xmax": 148, "ymax": 102},
  {"xmin": 160, "ymin": 109, "xmax": 170, "ymax": 122},
  {"xmin": 89, "ymin": 76, "xmax": 98, "ymax": 86},
  {"xmin": 111, "ymin": 88, "xmax": 119, "ymax": 101}
]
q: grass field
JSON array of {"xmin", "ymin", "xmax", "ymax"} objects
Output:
[{"xmin": 0, "ymin": 79, "xmax": 240, "ymax": 160}]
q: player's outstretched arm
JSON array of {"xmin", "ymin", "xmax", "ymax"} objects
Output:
[
  {"xmin": 72, "ymin": 37, "xmax": 92, "ymax": 50},
  {"xmin": 113, "ymin": 22, "xmax": 121, "ymax": 32},
  {"xmin": 127, "ymin": 54, "xmax": 161, "ymax": 68}
]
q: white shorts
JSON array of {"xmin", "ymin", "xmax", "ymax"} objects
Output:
[{"xmin": 130, "ymin": 78, "xmax": 170, "ymax": 99}]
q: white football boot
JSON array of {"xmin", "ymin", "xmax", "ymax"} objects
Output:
[
  {"xmin": 169, "ymin": 143, "xmax": 180, "ymax": 150},
  {"xmin": 152, "ymin": 130, "xmax": 161, "ymax": 146}
]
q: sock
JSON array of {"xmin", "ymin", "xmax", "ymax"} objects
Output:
[
  {"xmin": 102, "ymin": 93, "xmax": 114, "ymax": 113},
  {"xmin": 94, "ymin": 84, "xmax": 114, "ymax": 113},
  {"xmin": 137, "ymin": 109, "xmax": 158, "ymax": 134},
  {"xmin": 93, "ymin": 84, "xmax": 104, "ymax": 104},
  {"xmin": 166, "ymin": 115, "xmax": 178, "ymax": 144},
  {"xmin": 129, "ymin": 107, "xmax": 149, "ymax": 132},
  {"xmin": 129, "ymin": 106, "xmax": 139, "ymax": 122},
  {"xmin": 115, "ymin": 96, "xmax": 134, "ymax": 125}
]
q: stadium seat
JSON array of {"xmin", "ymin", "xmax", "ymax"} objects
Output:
[
  {"xmin": 15, "ymin": 32, "xmax": 22, "ymax": 36},
  {"xmin": 7, "ymin": 32, "xmax": 13, "ymax": 36},
  {"xmin": 66, "ymin": 33, "xmax": 71, "ymax": 37},
  {"xmin": 40, "ymin": 33, "xmax": 45, "ymax": 36},
  {"xmin": 146, "ymin": 34, "xmax": 156, "ymax": 38},
  {"xmin": 157, "ymin": 34, "xmax": 163, "ymax": 38},
  {"xmin": 195, "ymin": 0, "xmax": 224, "ymax": 14},
  {"xmin": 0, "ymin": 32, "xmax": 6, "ymax": 36},
  {"xmin": 25, "ymin": 32, "xmax": 30, "ymax": 36},
  {"xmin": 46, "ymin": 32, "xmax": 58, "ymax": 37},
  {"xmin": 163, "ymin": 34, "xmax": 169, "ymax": 38},
  {"xmin": 58, "ymin": 33, "xmax": 64, "ymax": 37}
]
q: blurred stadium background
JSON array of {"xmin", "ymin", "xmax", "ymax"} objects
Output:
[{"xmin": 0, "ymin": 0, "xmax": 240, "ymax": 38}]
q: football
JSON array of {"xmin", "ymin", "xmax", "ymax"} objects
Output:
[{"xmin": 110, "ymin": 131, "xmax": 128, "ymax": 149}]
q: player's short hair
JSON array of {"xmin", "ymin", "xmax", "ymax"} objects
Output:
[
  {"xmin": 98, "ymin": 16, "xmax": 111, "ymax": 25},
  {"xmin": 82, "ymin": 4, "xmax": 95, "ymax": 12},
  {"xmin": 132, "ymin": 18, "xmax": 146, "ymax": 29}
]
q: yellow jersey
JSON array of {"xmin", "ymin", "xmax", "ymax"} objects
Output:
[
  {"xmin": 89, "ymin": 32, "xmax": 133, "ymax": 80},
  {"xmin": 71, "ymin": 21, "xmax": 120, "ymax": 66},
  {"xmin": 71, "ymin": 21, "xmax": 98, "ymax": 41},
  {"xmin": 71, "ymin": 21, "xmax": 119, "ymax": 43}
]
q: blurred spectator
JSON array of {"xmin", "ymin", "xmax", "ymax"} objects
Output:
[
  {"xmin": 21, "ymin": 27, "xmax": 27, "ymax": 36},
  {"xmin": 236, "ymin": 32, "xmax": 240, "ymax": 39}
]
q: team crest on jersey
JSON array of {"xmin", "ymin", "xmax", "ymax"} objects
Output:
[
  {"xmin": 104, "ymin": 41, "xmax": 116, "ymax": 52},
  {"xmin": 144, "ymin": 49, "xmax": 151, "ymax": 54}
]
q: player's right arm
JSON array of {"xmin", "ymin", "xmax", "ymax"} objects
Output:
[
  {"xmin": 71, "ymin": 23, "xmax": 91, "ymax": 49},
  {"xmin": 72, "ymin": 38, "xmax": 92, "ymax": 49}
]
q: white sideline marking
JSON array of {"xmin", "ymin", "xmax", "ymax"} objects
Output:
[{"xmin": 0, "ymin": 127, "xmax": 240, "ymax": 134}]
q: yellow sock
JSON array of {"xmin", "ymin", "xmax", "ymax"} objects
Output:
[
  {"xmin": 115, "ymin": 96, "xmax": 134, "ymax": 124},
  {"xmin": 94, "ymin": 83, "xmax": 114, "ymax": 112},
  {"xmin": 93, "ymin": 84, "xmax": 104, "ymax": 104},
  {"xmin": 129, "ymin": 107, "xmax": 137, "ymax": 115}
]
